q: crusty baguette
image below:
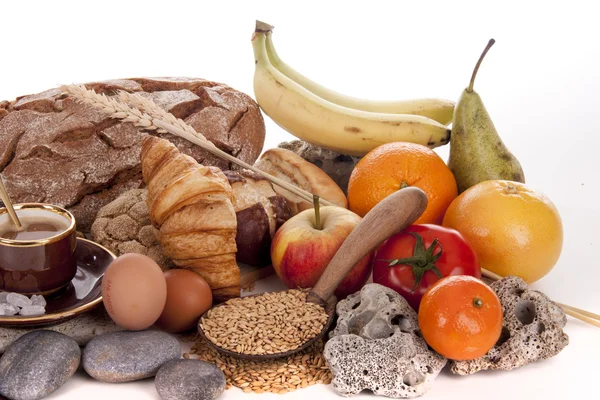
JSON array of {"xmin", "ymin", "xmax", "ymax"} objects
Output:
[{"xmin": 254, "ymin": 148, "xmax": 348, "ymax": 214}]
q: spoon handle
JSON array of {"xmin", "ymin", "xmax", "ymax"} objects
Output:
[
  {"xmin": 0, "ymin": 176, "xmax": 22, "ymax": 229},
  {"xmin": 308, "ymin": 187, "xmax": 428, "ymax": 305}
]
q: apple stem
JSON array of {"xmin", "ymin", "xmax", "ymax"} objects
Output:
[
  {"xmin": 313, "ymin": 194, "xmax": 322, "ymax": 230},
  {"xmin": 468, "ymin": 38, "xmax": 495, "ymax": 93}
]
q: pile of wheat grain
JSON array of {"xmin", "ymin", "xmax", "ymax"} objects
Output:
[
  {"xmin": 199, "ymin": 289, "xmax": 328, "ymax": 355},
  {"xmin": 186, "ymin": 338, "xmax": 332, "ymax": 394}
]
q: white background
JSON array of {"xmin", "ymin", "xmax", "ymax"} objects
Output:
[{"xmin": 2, "ymin": 0, "xmax": 599, "ymax": 399}]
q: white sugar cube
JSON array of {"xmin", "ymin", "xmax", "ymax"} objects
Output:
[
  {"xmin": 18, "ymin": 305, "xmax": 46, "ymax": 316},
  {"xmin": 6, "ymin": 292, "xmax": 32, "ymax": 308},
  {"xmin": 30, "ymin": 295, "xmax": 47, "ymax": 307},
  {"xmin": 0, "ymin": 302, "xmax": 19, "ymax": 316}
]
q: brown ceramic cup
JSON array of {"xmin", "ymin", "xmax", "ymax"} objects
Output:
[{"xmin": 0, "ymin": 204, "xmax": 77, "ymax": 295}]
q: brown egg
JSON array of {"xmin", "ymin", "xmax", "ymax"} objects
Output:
[
  {"xmin": 155, "ymin": 269, "xmax": 213, "ymax": 333},
  {"xmin": 101, "ymin": 253, "xmax": 167, "ymax": 330}
]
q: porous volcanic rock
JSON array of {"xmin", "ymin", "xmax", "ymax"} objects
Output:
[
  {"xmin": 324, "ymin": 283, "xmax": 446, "ymax": 398},
  {"xmin": 450, "ymin": 276, "xmax": 569, "ymax": 375}
]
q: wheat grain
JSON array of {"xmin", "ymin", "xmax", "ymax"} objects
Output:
[
  {"xmin": 200, "ymin": 289, "xmax": 328, "ymax": 356},
  {"xmin": 61, "ymin": 84, "xmax": 161, "ymax": 132},
  {"xmin": 116, "ymin": 90, "xmax": 209, "ymax": 143},
  {"xmin": 190, "ymin": 336, "xmax": 332, "ymax": 394}
]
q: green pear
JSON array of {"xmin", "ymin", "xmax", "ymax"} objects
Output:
[{"xmin": 448, "ymin": 39, "xmax": 525, "ymax": 194}]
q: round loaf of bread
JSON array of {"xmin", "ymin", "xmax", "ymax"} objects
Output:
[{"xmin": 0, "ymin": 77, "xmax": 265, "ymax": 232}]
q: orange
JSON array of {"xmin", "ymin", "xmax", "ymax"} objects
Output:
[
  {"xmin": 418, "ymin": 275, "xmax": 503, "ymax": 360},
  {"xmin": 347, "ymin": 142, "xmax": 457, "ymax": 224},
  {"xmin": 442, "ymin": 180, "xmax": 563, "ymax": 283}
]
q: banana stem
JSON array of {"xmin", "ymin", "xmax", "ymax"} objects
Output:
[
  {"xmin": 252, "ymin": 26, "xmax": 271, "ymax": 67},
  {"xmin": 255, "ymin": 20, "xmax": 274, "ymax": 33},
  {"xmin": 468, "ymin": 39, "xmax": 495, "ymax": 93}
]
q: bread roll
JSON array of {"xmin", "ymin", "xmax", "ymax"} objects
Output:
[
  {"xmin": 254, "ymin": 148, "xmax": 348, "ymax": 214},
  {"xmin": 224, "ymin": 170, "xmax": 292, "ymax": 266}
]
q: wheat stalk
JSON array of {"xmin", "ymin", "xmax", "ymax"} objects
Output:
[
  {"xmin": 61, "ymin": 84, "xmax": 333, "ymax": 207},
  {"xmin": 116, "ymin": 90, "xmax": 207, "ymax": 143},
  {"xmin": 62, "ymin": 85, "xmax": 159, "ymax": 131}
]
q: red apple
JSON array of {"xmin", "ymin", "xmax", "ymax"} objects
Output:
[{"xmin": 270, "ymin": 206, "xmax": 373, "ymax": 299}]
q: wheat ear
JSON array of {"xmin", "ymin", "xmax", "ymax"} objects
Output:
[
  {"xmin": 61, "ymin": 85, "xmax": 159, "ymax": 131},
  {"xmin": 116, "ymin": 90, "xmax": 208, "ymax": 143},
  {"xmin": 60, "ymin": 84, "xmax": 333, "ymax": 207}
]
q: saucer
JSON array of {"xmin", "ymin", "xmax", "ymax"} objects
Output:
[{"xmin": 0, "ymin": 238, "xmax": 115, "ymax": 327}]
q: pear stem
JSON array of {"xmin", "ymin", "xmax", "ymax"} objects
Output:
[
  {"xmin": 313, "ymin": 194, "xmax": 322, "ymax": 230},
  {"xmin": 467, "ymin": 38, "xmax": 495, "ymax": 93}
]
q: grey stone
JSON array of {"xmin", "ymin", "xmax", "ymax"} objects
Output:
[
  {"xmin": 450, "ymin": 276, "xmax": 569, "ymax": 375},
  {"xmin": 278, "ymin": 140, "xmax": 361, "ymax": 194},
  {"xmin": 0, "ymin": 330, "xmax": 80, "ymax": 400},
  {"xmin": 0, "ymin": 306, "xmax": 123, "ymax": 354},
  {"xmin": 155, "ymin": 359, "xmax": 226, "ymax": 400},
  {"xmin": 83, "ymin": 330, "xmax": 181, "ymax": 383},
  {"xmin": 324, "ymin": 283, "xmax": 446, "ymax": 398}
]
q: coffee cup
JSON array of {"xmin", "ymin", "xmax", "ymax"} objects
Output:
[{"xmin": 0, "ymin": 203, "xmax": 77, "ymax": 295}]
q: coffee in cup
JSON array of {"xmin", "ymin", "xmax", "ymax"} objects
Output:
[
  {"xmin": 0, "ymin": 212, "xmax": 71, "ymax": 241},
  {"xmin": 0, "ymin": 204, "xmax": 77, "ymax": 295}
]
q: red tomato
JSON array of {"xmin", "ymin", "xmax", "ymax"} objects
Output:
[{"xmin": 372, "ymin": 224, "xmax": 481, "ymax": 311}]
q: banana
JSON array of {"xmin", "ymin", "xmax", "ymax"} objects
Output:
[
  {"xmin": 252, "ymin": 26, "xmax": 451, "ymax": 157},
  {"xmin": 260, "ymin": 22, "xmax": 454, "ymax": 125}
]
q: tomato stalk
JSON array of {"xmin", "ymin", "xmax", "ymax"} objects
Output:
[{"xmin": 379, "ymin": 232, "xmax": 444, "ymax": 291}]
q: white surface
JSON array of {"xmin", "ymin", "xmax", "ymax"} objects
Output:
[{"xmin": 2, "ymin": 1, "xmax": 599, "ymax": 399}]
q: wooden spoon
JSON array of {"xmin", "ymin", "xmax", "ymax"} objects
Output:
[
  {"xmin": 0, "ymin": 176, "xmax": 22, "ymax": 230},
  {"xmin": 197, "ymin": 186, "xmax": 428, "ymax": 360}
]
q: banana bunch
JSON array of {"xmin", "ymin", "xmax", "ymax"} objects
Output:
[{"xmin": 252, "ymin": 21, "xmax": 453, "ymax": 157}]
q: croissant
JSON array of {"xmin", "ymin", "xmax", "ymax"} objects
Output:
[{"xmin": 141, "ymin": 136, "xmax": 240, "ymax": 302}]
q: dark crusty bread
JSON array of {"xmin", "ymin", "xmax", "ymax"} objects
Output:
[
  {"xmin": 0, "ymin": 77, "xmax": 265, "ymax": 232},
  {"xmin": 224, "ymin": 170, "xmax": 292, "ymax": 266}
]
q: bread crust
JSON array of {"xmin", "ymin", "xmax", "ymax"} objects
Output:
[
  {"xmin": 254, "ymin": 148, "xmax": 348, "ymax": 214},
  {"xmin": 224, "ymin": 169, "xmax": 292, "ymax": 266},
  {"xmin": 0, "ymin": 77, "xmax": 265, "ymax": 232}
]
